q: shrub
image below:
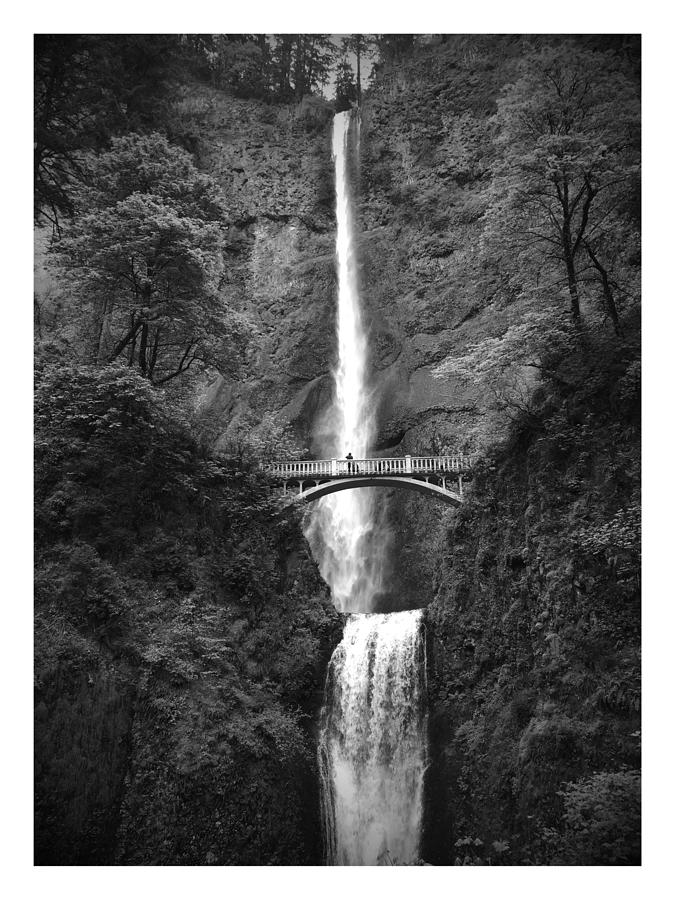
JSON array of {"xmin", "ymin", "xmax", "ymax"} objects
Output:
[{"xmin": 552, "ymin": 770, "xmax": 640, "ymax": 864}]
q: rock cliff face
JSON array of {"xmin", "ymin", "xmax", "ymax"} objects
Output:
[
  {"xmin": 357, "ymin": 45, "xmax": 496, "ymax": 453},
  {"xmin": 184, "ymin": 45, "xmax": 519, "ymax": 609},
  {"xmin": 172, "ymin": 87, "xmax": 339, "ymax": 451},
  {"xmin": 186, "ymin": 48, "xmax": 500, "ymax": 460}
]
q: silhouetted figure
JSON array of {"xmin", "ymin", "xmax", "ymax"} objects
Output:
[{"xmin": 346, "ymin": 452, "xmax": 353, "ymax": 473}]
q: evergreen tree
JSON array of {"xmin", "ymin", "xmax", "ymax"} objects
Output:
[
  {"xmin": 340, "ymin": 34, "xmax": 376, "ymax": 103},
  {"xmin": 34, "ymin": 34, "xmax": 185, "ymax": 227},
  {"xmin": 334, "ymin": 59, "xmax": 358, "ymax": 112},
  {"xmin": 375, "ymin": 34, "xmax": 417, "ymax": 63},
  {"xmin": 270, "ymin": 35, "xmax": 335, "ymax": 102}
]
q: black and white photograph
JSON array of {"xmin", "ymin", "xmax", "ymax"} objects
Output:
[{"xmin": 19, "ymin": 8, "xmax": 662, "ymax": 882}]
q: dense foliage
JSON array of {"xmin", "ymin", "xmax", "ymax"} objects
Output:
[
  {"xmin": 354, "ymin": 35, "xmax": 640, "ymax": 864},
  {"xmin": 484, "ymin": 47, "xmax": 640, "ymax": 326},
  {"xmin": 34, "ymin": 33, "xmax": 383, "ymax": 226},
  {"xmin": 49, "ymin": 133, "xmax": 248, "ymax": 384},
  {"xmin": 34, "ymin": 362, "xmax": 341, "ymax": 863},
  {"xmin": 423, "ymin": 324, "xmax": 640, "ymax": 865},
  {"xmin": 35, "ymin": 35, "xmax": 190, "ymax": 226}
]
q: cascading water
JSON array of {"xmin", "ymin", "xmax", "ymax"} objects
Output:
[
  {"xmin": 308, "ymin": 111, "xmax": 429, "ymax": 866},
  {"xmin": 318, "ymin": 611, "xmax": 428, "ymax": 865},
  {"xmin": 305, "ymin": 109, "xmax": 383, "ymax": 614}
]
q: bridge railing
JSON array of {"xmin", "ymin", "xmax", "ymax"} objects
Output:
[
  {"xmin": 337, "ymin": 457, "xmax": 406, "ymax": 475},
  {"xmin": 264, "ymin": 455, "xmax": 474, "ymax": 479},
  {"xmin": 265, "ymin": 459, "xmax": 333, "ymax": 478},
  {"xmin": 410, "ymin": 456, "xmax": 473, "ymax": 473}
]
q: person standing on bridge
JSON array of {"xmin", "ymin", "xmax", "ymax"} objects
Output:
[{"xmin": 346, "ymin": 452, "xmax": 353, "ymax": 473}]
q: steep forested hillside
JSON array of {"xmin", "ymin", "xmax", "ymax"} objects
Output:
[
  {"xmin": 34, "ymin": 34, "xmax": 640, "ymax": 865},
  {"xmin": 34, "ymin": 36, "xmax": 349, "ymax": 864},
  {"xmin": 354, "ymin": 35, "xmax": 640, "ymax": 608},
  {"xmin": 423, "ymin": 327, "xmax": 640, "ymax": 865},
  {"xmin": 34, "ymin": 362, "xmax": 341, "ymax": 863}
]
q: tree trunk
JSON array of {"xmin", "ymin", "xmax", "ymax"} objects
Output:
[
  {"xmin": 293, "ymin": 36, "xmax": 304, "ymax": 100},
  {"xmin": 560, "ymin": 180, "xmax": 582, "ymax": 324},
  {"xmin": 356, "ymin": 44, "xmax": 362, "ymax": 105},
  {"xmin": 94, "ymin": 297, "xmax": 113, "ymax": 363},
  {"xmin": 138, "ymin": 322, "xmax": 149, "ymax": 374},
  {"xmin": 564, "ymin": 255, "xmax": 582, "ymax": 323},
  {"xmin": 584, "ymin": 241, "xmax": 623, "ymax": 335},
  {"xmin": 127, "ymin": 313, "xmax": 136, "ymax": 366},
  {"xmin": 148, "ymin": 327, "xmax": 161, "ymax": 378},
  {"xmin": 93, "ymin": 302, "xmax": 106, "ymax": 363},
  {"xmin": 108, "ymin": 320, "xmax": 142, "ymax": 363}
]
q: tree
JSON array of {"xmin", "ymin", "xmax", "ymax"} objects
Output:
[
  {"xmin": 207, "ymin": 35, "xmax": 270, "ymax": 98},
  {"xmin": 489, "ymin": 46, "xmax": 640, "ymax": 326},
  {"xmin": 50, "ymin": 133, "xmax": 248, "ymax": 385},
  {"xmin": 340, "ymin": 35, "xmax": 376, "ymax": 103},
  {"xmin": 334, "ymin": 59, "xmax": 358, "ymax": 112},
  {"xmin": 34, "ymin": 35, "xmax": 185, "ymax": 227},
  {"xmin": 34, "ymin": 35, "xmax": 103, "ymax": 226},
  {"xmin": 374, "ymin": 35, "xmax": 416, "ymax": 64},
  {"xmin": 271, "ymin": 34, "xmax": 295, "ymax": 101},
  {"xmin": 299, "ymin": 35, "xmax": 335, "ymax": 99},
  {"xmin": 551, "ymin": 771, "xmax": 641, "ymax": 864},
  {"xmin": 217, "ymin": 412, "xmax": 307, "ymax": 465},
  {"xmin": 270, "ymin": 35, "xmax": 335, "ymax": 102}
]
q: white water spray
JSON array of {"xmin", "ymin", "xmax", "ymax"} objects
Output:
[
  {"xmin": 305, "ymin": 110, "xmax": 383, "ymax": 614},
  {"xmin": 310, "ymin": 111, "xmax": 428, "ymax": 866},
  {"xmin": 318, "ymin": 611, "xmax": 428, "ymax": 865}
]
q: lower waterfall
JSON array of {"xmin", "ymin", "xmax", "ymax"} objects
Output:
[{"xmin": 318, "ymin": 610, "xmax": 428, "ymax": 866}]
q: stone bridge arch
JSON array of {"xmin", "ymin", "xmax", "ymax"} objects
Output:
[
  {"xmin": 297, "ymin": 476, "xmax": 463, "ymax": 506},
  {"xmin": 264, "ymin": 455, "xmax": 474, "ymax": 506}
]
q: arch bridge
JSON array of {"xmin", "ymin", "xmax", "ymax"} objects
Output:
[{"xmin": 263, "ymin": 455, "xmax": 474, "ymax": 505}]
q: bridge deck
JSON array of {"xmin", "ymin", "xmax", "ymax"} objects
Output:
[
  {"xmin": 263, "ymin": 455, "xmax": 474, "ymax": 503},
  {"xmin": 264, "ymin": 455, "xmax": 474, "ymax": 479}
]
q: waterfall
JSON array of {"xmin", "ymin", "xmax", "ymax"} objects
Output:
[
  {"xmin": 309, "ymin": 111, "xmax": 428, "ymax": 866},
  {"xmin": 305, "ymin": 109, "xmax": 385, "ymax": 614},
  {"xmin": 318, "ymin": 611, "xmax": 428, "ymax": 866}
]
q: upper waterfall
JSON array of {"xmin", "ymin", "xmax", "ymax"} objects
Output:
[
  {"xmin": 305, "ymin": 110, "xmax": 387, "ymax": 613},
  {"xmin": 332, "ymin": 111, "xmax": 373, "ymax": 459}
]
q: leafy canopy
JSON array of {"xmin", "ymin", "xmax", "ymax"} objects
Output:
[{"xmin": 51, "ymin": 133, "xmax": 249, "ymax": 385}]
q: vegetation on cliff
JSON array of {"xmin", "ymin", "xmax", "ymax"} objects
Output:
[
  {"xmin": 352, "ymin": 36, "xmax": 641, "ymax": 862},
  {"xmin": 423, "ymin": 295, "xmax": 640, "ymax": 865},
  {"xmin": 34, "ymin": 37, "xmax": 351, "ymax": 864},
  {"xmin": 34, "ymin": 33, "xmax": 640, "ymax": 866},
  {"xmin": 34, "ymin": 361, "xmax": 341, "ymax": 863}
]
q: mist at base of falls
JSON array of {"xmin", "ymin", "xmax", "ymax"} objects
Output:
[{"xmin": 304, "ymin": 490, "xmax": 394, "ymax": 614}]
